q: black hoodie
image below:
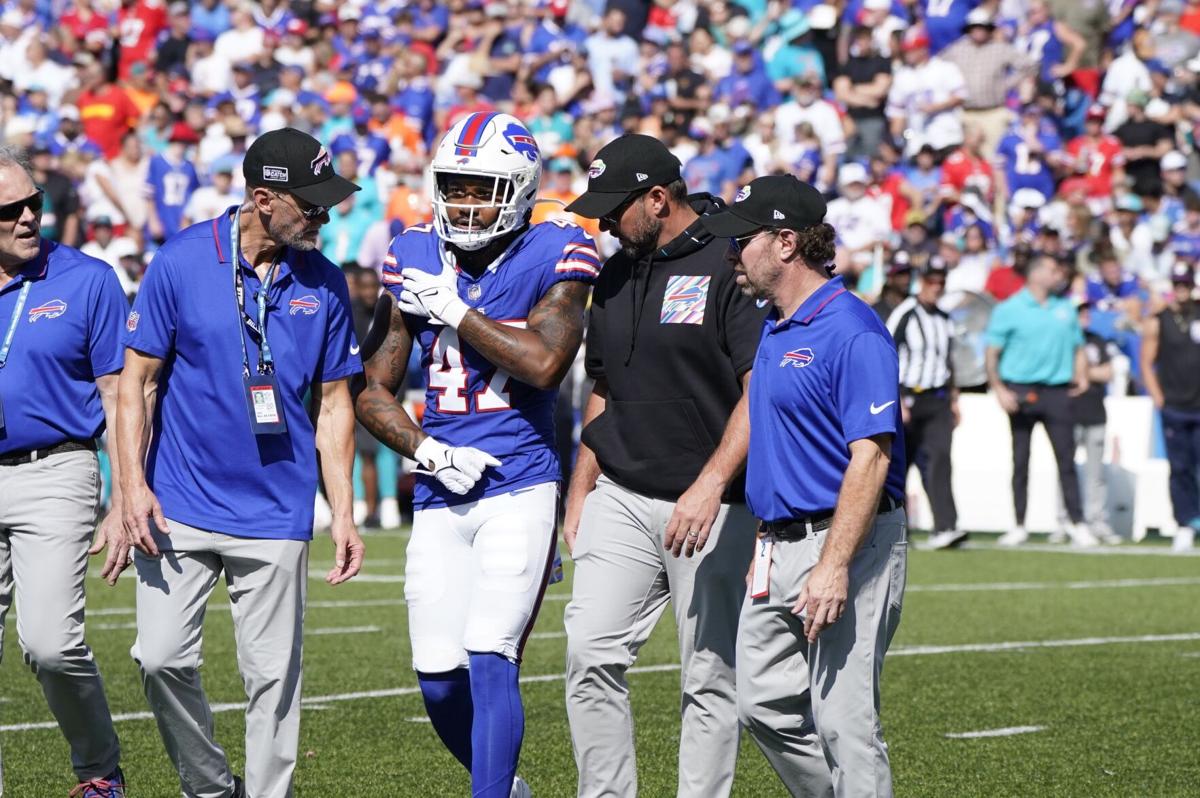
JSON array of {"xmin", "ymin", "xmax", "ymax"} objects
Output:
[{"xmin": 583, "ymin": 194, "xmax": 770, "ymax": 503}]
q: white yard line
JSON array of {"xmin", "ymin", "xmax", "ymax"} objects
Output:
[
  {"xmin": 945, "ymin": 725, "xmax": 1045, "ymax": 739},
  {"xmin": 965, "ymin": 542, "xmax": 1200, "ymax": 557},
  {"xmin": 307, "ymin": 573, "xmax": 406, "ymax": 583},
  {"xmin": 306, "ymin": 625, "xmax": 381, "ymax": 636},
  {"xmin": 2, "ymin": 633, "xmax": 1193, "ymax": 735},
  {"xmin": 528, "ymin": 631, "xmax": 566, "ymax": 640},
  {"xmin": 908, "ymin": 576, "xmax": 1200, "ymax": 593}
]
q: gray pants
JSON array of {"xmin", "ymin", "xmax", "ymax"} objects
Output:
[
  {"xmin": 0, "ymin": 450, "xmax": 120, "ymax": 787},
  {"xmin": 564, "ymin": 476, "xmax": 754, "ymax": 798},
  {"xmin": 737, "ymin": 509, "xmax": 907, "ymax": 798},
  {"xmin": 132, "ymin": 519, "xmax": 308, "ymax": 798},
  {"xmin": 1057, "ymin": 424, "xmax": 1111, "ymax": 533}
]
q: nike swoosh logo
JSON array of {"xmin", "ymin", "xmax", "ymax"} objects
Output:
[
  {"xmin": 350, "ymin": 343, "xmax": 361, "ymax": 355},
  {"xmin": 870, "ymin": 401, "xmax": 895, "ymax": 415}
]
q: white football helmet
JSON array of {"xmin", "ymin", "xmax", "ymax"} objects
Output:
[{"xmin": 431, "ymin": 112, "xmax": 542, "ymax": 251}]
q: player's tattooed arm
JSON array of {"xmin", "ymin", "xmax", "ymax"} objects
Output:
[
  {"xmin": 354, "ymin": 292, "xmax": 427, "ymax": 458},
  {"xmin": 457, "ymin": 280, "xmax": 590, "ymax": 390}
]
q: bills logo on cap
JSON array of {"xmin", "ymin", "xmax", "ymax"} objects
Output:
[
  {"xmin": 289, "ymin": 295, "xmax": 321, "ymax": 316},
  {"xmin": 780, "ymin": 348, "xmax": 814, "ymax": 368},
  {"xmin": 28, "ymin": 299, "xmax": 67, "ymax": 322},
  {"xmin": 735, "ymin": 186, "xmax": 751, "ymax": 203},
  {"xmin": 263, "ymin": 166, "xmax": 289, "ymax": 182},
  {"xmin": 773, "ymin": 209, "xmax": 785, "ymax": 221},
  {"xmin": 502, "ymin": 123, "xmax": 539, "ymax": 163},
  {"xmin": 310, "ymin": 146, "xmax": 331, "ymax": 176},
  {"xmin": 588, "ymin": 159, "xmax": 606, "ymax": 179},
  {"xmin": 126, "ymin": 311, "xmax": 140, "ymax": 332}
]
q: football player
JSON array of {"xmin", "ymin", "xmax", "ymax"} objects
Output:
[{"xmin": 354, "ymin": 112, "xmax": 598, "ymax": 798}]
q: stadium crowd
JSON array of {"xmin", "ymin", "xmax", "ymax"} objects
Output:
[{"xmin": 2, "ymin": 0, "xmax": 1199, "ymax": 550}]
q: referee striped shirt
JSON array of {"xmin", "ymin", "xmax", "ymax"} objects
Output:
[{"xmin": 886, "ymin": 297, "xmax": 953, "ymax": 391}]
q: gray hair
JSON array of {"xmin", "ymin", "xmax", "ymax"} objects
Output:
[{"xmin": 0, "ymin": 144, "xmax": 34, "ymax": 179}]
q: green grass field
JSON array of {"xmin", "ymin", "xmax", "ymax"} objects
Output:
[{"xmin": 2, "ymin": 532, "xmax": 1198, "ymax": 797}]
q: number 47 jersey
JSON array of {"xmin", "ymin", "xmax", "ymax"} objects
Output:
[{"xmin": 382, "ymin": 220, "xmax": 601, "ymax": 510}]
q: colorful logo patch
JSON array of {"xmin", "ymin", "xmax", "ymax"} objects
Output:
[
  {"xmin": 263, "ymin": 165, "xmax": 289, "ymax": 182},
  {"xmin": 126, "ymin": 311, "xmax": 140, "ymax": 332},
  {"xmin": 660, "ymin": 275, "xmax": 710, "ymax": 325},
  {"xmin": 289, "ymin": 295, "xmax": 320, "ymax": 316},
  {"xmin": 309, "ymin": 147, "xmax": 331, "ymax": 176},
  {"xmin": 735, "ymin": 185, "xmax": 751, "ymax": 203},
  {"xmin": 28, "ymin": 299, "xmax": 67, "ymax": 322},
  {"xmin": 780, "ymin": 348, "xmax": 814, "ymax": 368},
  {"xmin": 502, "ymin": 123, "xmax": 539, "ymax": 162},
  {"xmin": 588, "ymin": 159, "xmax": 606, "ymax": 179}
]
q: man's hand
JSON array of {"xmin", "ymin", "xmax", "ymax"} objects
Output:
[
  {"xmin": 400, "ymin": 267, "xmax": 469, "ymax": 328},
  {"xmin": 901, "ymin": 401, "xmax": 911, "ymax": 426},
  {"xmin": 1149, "ymin": 388, "xmax": 1165, "ymax": 409},
  {"xmin": 122, "ymin": 482, "xmax": 168, "ymax": 557},
  {"xmin": 995, "ymin": 385, "xmax": 1019, "ymax": 414},
  {"xmin": 414, "ymin": 436, "xmax": 501, "ymax": 495},
  {"xmin": 664, "ymin": 475, "xmax": 723, "ymax": 558},
  {"xmin": 793, "ymin": 559, "xmax": 850, "ymax": 643},
  {"xmin": 562, "ymin": 491, "xmax": 586, "ymax": 556},
  {"xmin": 951, "ymin": 399, "xmax": 961, "ymax": 427},
  {"xmin": 1068, "ymin": 378, "xmax": 1090, "ymax": 398},
  {"xmin": 90, "ymin": 505, "xmax": 132, "ymax": 586},
  {"xmin": 326, "ymin": 516, "xmax": 365, "ymax": 585}
]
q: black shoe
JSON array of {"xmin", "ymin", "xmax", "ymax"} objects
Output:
[
  {"xmin": 363, "ymin": 513, "xmax": 382, "ymax": 529},
  {"xmin": 232, "ymin": 775, "xmax": 245, "ymax": 798}
]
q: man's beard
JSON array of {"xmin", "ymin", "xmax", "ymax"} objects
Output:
[
  {"xmin": 271, "ymin": 216, "xmax": 318, "ymax": 251},
  {"xmin": 619, "ymin": 212, "xmax": 661, "ymax": 260}
]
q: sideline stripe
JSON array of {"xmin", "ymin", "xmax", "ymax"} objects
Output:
[
  {"xmin": 1, "ymin": 638, "xmax": 1195, "ymax": 733},
  {"xmin": 90, "ymin": 623, "xmax": 381, "ymax": 636},
  {"xmin": 945, "ymin": 725, "xmax": 1045, "ymax": 739}
]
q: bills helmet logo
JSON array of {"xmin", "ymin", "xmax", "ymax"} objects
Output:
[
  {"xmin": 28, "ymin": 299, "xmax": 67, "ymax": 322},
  {"xmin": 502, "ymin": 123, "xmax": 539, "ymax": 163},
  {"xmin": 735, "ymin": 185, "xmax": 751, "ymax": 203},
  {"xmin": 780, "ymin": 348, "xmax": 814, "ymax": 368},
  {"xmin": 310, "ymin": 147, "xmax": 331, "ymax": 176},
  {"xmin": 588, "ymin": 159, "xmax": 606, "ymax": 179},
  {"xmin": 289, "ymin": 295, "xmax": 320, "ymax": 315},
  {"xmin": 126, "ymin": 311, "xmax": 140, "ymax": 332}
]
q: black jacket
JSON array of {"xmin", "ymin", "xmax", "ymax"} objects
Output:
[{"xmin": 583, "ymin": 195, "xmax": 769, "ymax": 503}]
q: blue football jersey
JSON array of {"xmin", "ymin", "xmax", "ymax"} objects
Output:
[
  {"xmin": 144, "ymin": 154, "xmax": 199, "ymax": 239},
  {"xmin": 382, "ymin": 221, "xmax": 600, "ymax": 509}
]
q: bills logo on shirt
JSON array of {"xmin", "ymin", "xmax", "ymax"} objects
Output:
[
  {"xmin": 780, "ymin": 348, "xmax": 814, "ymax": 368},
  {"xmin": 660, "ymin": 275, "xmax": 710, "ymax": 325},
  {"xmin": 28, "ymin": 299, "xmax": 67, "ymax": 322},
  {"xmin": 126, "ymin": 311, "xmax": 140, "ymax": 332},
  {"xmin": 289, "ymin": 295, "xmax": 320, "ymax": 315}
]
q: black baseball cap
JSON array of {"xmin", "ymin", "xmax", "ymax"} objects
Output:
[
  {"xmin": 700, "ymin": 174, "xmax": 827, "ymax": 238},
  {"xmin": 243, "ymin": 127, "xmax": 360, "ymax": 208},
  {"xmin": 564, "ymin": 134, "xmax": 682, "ymax": 219}
]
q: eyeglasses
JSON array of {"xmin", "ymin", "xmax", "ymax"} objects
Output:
[
  {"xmin": 601, "ymin": 190, "xmax": 648, "ymax": 228},
  {"xmin": 271, "ymin": 190, "xmax": 329, "ymax": 220},
  {"xmin": 729, "ymin": 228, "xmax": 776, "ymax": 256},
  {"xmin": 0, "ymin": 189, "xmax": 43, "ymax": 222}
]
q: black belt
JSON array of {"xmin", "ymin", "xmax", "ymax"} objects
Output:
[
  {"xmin": 902, "ymin": 385, "xmax": 950, "ymax": 398},
  {"xmin": 759, "ymin": 494, "xmax": 900, "ymax": 541},
  {"xmin": 0, "ymin": 439, "xmax": 97, "ymax": 467}
]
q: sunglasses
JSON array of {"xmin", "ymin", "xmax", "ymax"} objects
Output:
[
  {"xmin": 271, "ymin": 190, "xmax": 329, "ymax": 220},
  {"xmin": 0, "ymin": 189, "xmax": 43, "ymax": 222},
  {"xmin": 601, "ymin": 190, "xmax": 649, "ymax": 228},
  {"xmin": 729, "ymin": 228, "xmax": 773, "ymax": 255}
]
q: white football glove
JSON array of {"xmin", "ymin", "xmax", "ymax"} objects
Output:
[
  {"xmin": 400, "ymin": 266, "xmax": 470, "ymax": 328},
  {"xmin": 413, "ymin": 436, "xmax": 502, "ymax": 495}
]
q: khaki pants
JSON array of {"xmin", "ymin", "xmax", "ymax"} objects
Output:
[
  {"xmin": 0, "ymin": 449, "xmax": 120, "ymax": 788},
  {"xmin": 737, "ymin": 508, "xmax": 907, "ymax": 798},
  {"xmin": 962, "ymin": 106, "xmax": 1012, "ymax": 159},
  {"xmin": 564, "ymin": 476, "xmax": 754, "ymax": 798},
  {"xmin": 132, "ymin": 519, "xmax": 308, "ymax": 798}
]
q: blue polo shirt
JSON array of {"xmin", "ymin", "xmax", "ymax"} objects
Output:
[
  {"xmin": 123, "ymin": 208, "xmax": 362, "ymax": 540},
  {"xmin": 985, "ymin": 288, "xmax": 1082, "ymax": 386},
  {"xmin": 0, "ymin": 242, "xmax": 126, "ymax": 455},
  {"xmin": 746, "ymin": 276, "xmax": 907, "ymax": 522}
]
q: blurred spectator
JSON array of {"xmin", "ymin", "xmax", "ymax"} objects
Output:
[
  {"xmin": 332, "ymin": 107, "xmax": 392, "ymax": 177},
  {"xmin": 940, "ymin": 125, "xmax": 995, "ymax": 203},
  {"xmin": 1010, "ymin": 0, "xmax": 1087, "ymax": 86},
  {"xmin": 1141, "ymin": 262, "xmax": 1200, "ymax": 552},
  {"xmin": 144, "ymin": 123, "xmax": 200, "ymax": 244},
  {"xmin": 1159, "ymin": 150, "xmax": 1200, "ymax": 223},
  {"xmin": 942, "ymin": 9, "xmax": 1036, "ymax": 157},
  {"xmin": 586, "ymin": 8, "xmax": 638, "ymax": 99},
  {"xmin": 986, "ymin": 252, "xmax": 1098, "ymax": 546},
  {"xmin": 776, "ymin": 72, "xmax": 843, "ymax": 187},
  {"xmin": 899, "ymin": 144, "xmax": 942, "ymax": 222},
  {"xmin": 1103, "ymin": 29, "xmax": 1155, "ymax": 131},
  {"xmin": 215, "ymin": 3, "xmax": 264, "ymax": 65},
  {"xmin": 827, "ymin": 161, "xmax": 891, "ymax": 278},
  {"xmin": 182, "ymin": 161, "xmax": 238, "ymax": 228},
  {"xmin": 30, "ymin": 143, "xmax": 81, "ymax": 247},
  {"xmin": 1066, "ymin": 104, "xmax": 1126, "ymax": 212},
  {"xmin": 80, "ymin": 216, "xmax": 139, "ymax": 294},
  {"xmin": 1115, "ymin": 89, "xmax": 1174, "ymax": 196},
  {"xmin": 887, "ymin": 257, "xmax": 963, "ymax": 549},
  {"xmin": 985, "ymin": 241, "xmax": 1032, "ymax": 301},
  {"xmin": 897, "ymin": 211, "xmax": 937, "ymax": 270},
  {"xmin": 1110, "ymin": 194, "xmax": 1155, "ymax": 273},
  {"xmin": 835, "ymin": 24, "xmax": 892, "ymax": 161},
  {"xmin": 1045, "ymin": 0, "xmax": 1109, "ymax": 96},
  {"xmin": 191, "ymin": 0, "xmax": 232, "ymax": 39},
  {"xmin": 1055, "ymin": 299, "xmax": 1121, "ymax": 545},
  {"xmin": 872, "ymin": 250, "xmax": 914, "ymax": 321},
  {"xmin": 888, "ymin": 25, "xmax": 967, "ymax": 159},
  {"xmin": 716, "ymin": 40, "xmax": 783, "ymax": 109},
  {"xmin": 995, "ymin": 104, "xmax": 1064, "ymax": 208},
  {"xmin": 117, "ymin": 0, "xmax": 168, "ymax": 82},
  {"xmin": 764, "ymin": 9, "xmax": 826, "ymax": 89},
  {"xmin": 947, "ymin": 223, "xmax": 999, "ymax": 295},
  {"xmin": 76, "ymin": 62, "xmax": 140, "ymax": 160}
]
